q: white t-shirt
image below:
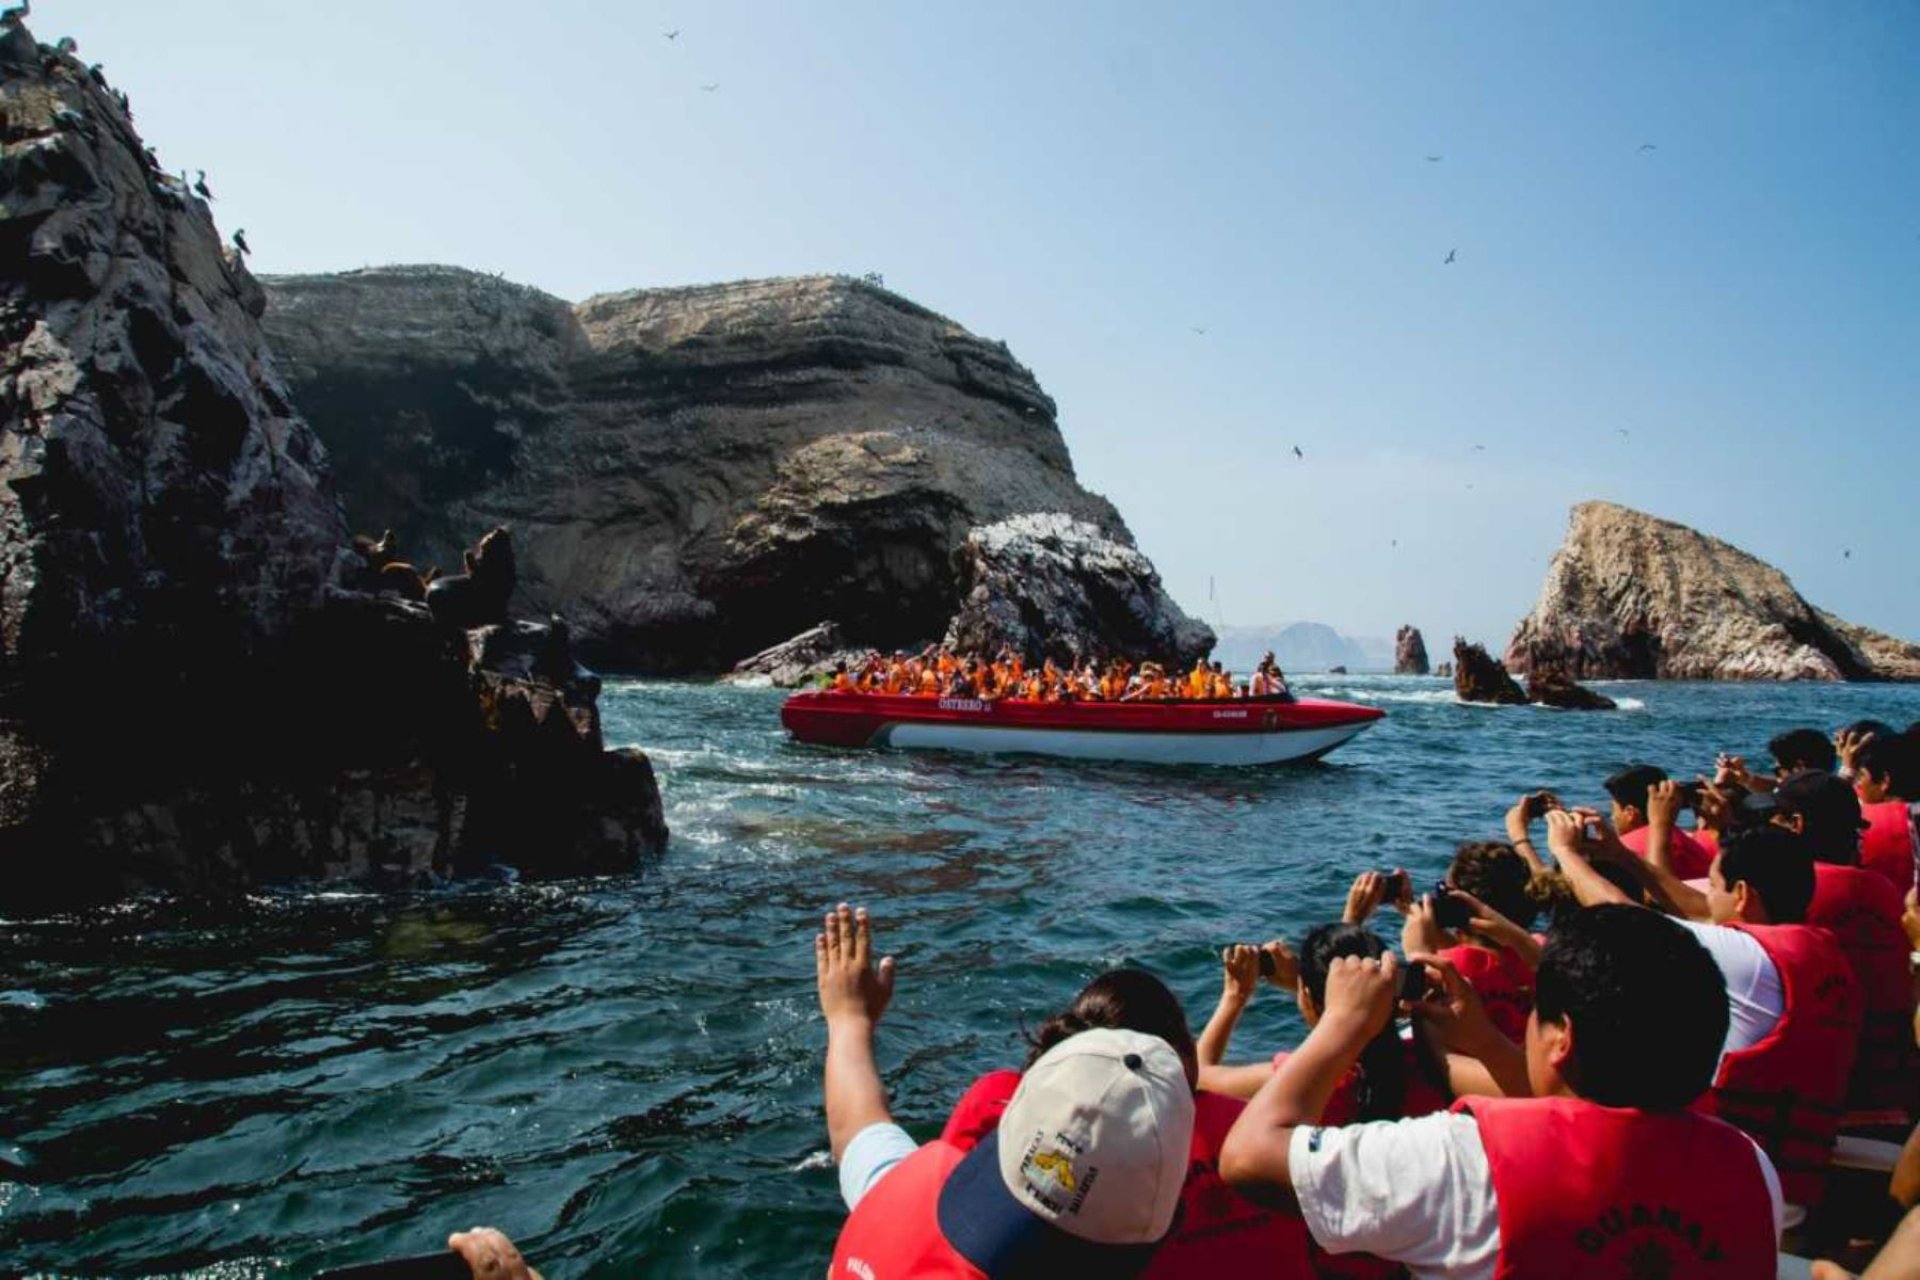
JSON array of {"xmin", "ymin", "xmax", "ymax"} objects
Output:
[
  {"xmin": 838, "ymin": 1121, "xmax": 919, "ymax": 1211},
  {"xmin": 1674, "ymin": 920, "xmax": 1785, "ymax": 1059},
  {"xmin": 1288, "ymin": 1113, "xmax": 1785, "ymax": 1279}
]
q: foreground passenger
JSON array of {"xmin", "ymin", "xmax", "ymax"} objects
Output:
[
  {"xmin": 1218, "ymin": 905, "xmax": 1783, "ymax": 1278},
  {"xmin": 940, "ymin": 968, "xmax": 1300, "ymax": 1278},
  {"xmin": 819, "ymin": 904, "xmax": 1195, "ymax": 1277}
]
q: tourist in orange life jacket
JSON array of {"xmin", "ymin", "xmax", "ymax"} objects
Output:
[
  {"xmin": 1769, "ymin": 770, "xmax": 1918, "ymax": 1124},
  {"xmin": 1848, "ymin": 732, "xmax": 1916, "ymax": 897},
  {"xmin": 1218, "ymin": 904, "xmax": 1783, "ymax": 1279},
  {"xmin": 819, "ymin": 904, "xmax": 1196, "ymax": 1280},
  {"xmin": 1603, "ymin": 763, "xmax": 1716, "ymax": 880},
  {"xmin": 938, "ymin": 968, "xmax": 1303, "ymax": 1280},
  {"xmin": 1196, "ymin": 923, "xmax": 1453, "ymax": 1122},
  {"xmin": 1397, "ymin": 845, "xmax": 1545, "ymax": 1044},
  {"xmin": 1543, "ymin": 811, "xmax": 1858, "ymax": 1212}
]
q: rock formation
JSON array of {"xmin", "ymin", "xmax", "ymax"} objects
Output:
[
  {"xmin": 941, "ymin": 514, "xmax": 1214, "ymax": 667},
  {"xmin": 0, "ymin": 26, "xmax": 664, "ymax": 907},
  {"xmin": 1394, "ymin": 626, "xmax": 1430, "ymax": 676},
  {"xmin": 724, "ymin": 621, "xmax": 872, "ymax": 688},
  {"xmin": 1453, "ymin": 639, "xmax": 1528, "ymax": 706},
  {"xmin": 1508, "ymin": 502, "xmax": 1920, "ymax": 682},
  {"xmin": 1524, "ymin": 668, "xmax": 1617, "ymax": 711},
  {"xmin": 260, "ymin": 269, "xmax": 1181, "ymax": 672}
]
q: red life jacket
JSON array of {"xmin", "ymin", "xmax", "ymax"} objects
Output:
[
  {"xmin": 1457, "ymin": 1096, "xmax": 1776, "ymax": 1279},
  {"xmin": 1807, "ymin": 863, "xmax": 1918, "ymax": 1117},
  {"xmin": 1697, "ymin": 923, "xmax": 1858, "ymax": 1209},
  {"xmin": 940, "ymin": 1070, "xmax": 1308, "ymax": 1279},
  {"xmin": 1859, "ymin": 800, "xmax": 1916, "ymax": 897},
  {"xmin": 1621, "ymin": 824, "xmax": 1716, "ymax": 881},
  {"xmin": 1438, "ymin": 943, "xmax": 1535, "ymax": 1042},
  {"xmin": 828, "ymin": 1140, "xmax": 984, "ymax": 1280}
]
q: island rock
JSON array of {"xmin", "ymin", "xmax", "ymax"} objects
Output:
[
  {"xmin": 262, "ymin": 269, "xmax": 1158, "ymax": 671},
  {"xmin": 724, "ymin": 621, "xmax": 875, "ymax": 689},
  {"xmin": 1525, "ymin": 668, "xmax": 1617, "ymax": 711},
  {"xmin": 942, "ymin": 514, "xmax": 1214, "ymax": 667},
  {"xmin": 1453, "ymin": 639, "xmax": 1529, "ymax": 705},
  {"xmin": 1394, "ymin": 626, "xmax": 1430, "ymax": 676},
  {"xmin": 1507, "ymin": 502, "xmax": 1920, "ymax": 681},
  {"xmin": 0, "ymin": 25, "xmax": 664, "ymax": 906}
]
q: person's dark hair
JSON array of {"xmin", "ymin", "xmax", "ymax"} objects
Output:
[
  {"xmin": 1023, "ymin": 968, "xmax": 1194, "ymax": 1071},
  {"xmin": 1774, "ymin": 768, "xmax": 1865, "ymax": 866},
  {"xmin": 1768, "ymin": 728, "xmax": 1836, "ymax": 775},
  {"xmin": 1300, "ymin": 923, "xmax": 1424, "ymax": 1121},
  {"xmin": 1534, "ymin": 905, "xmax": 1728, "ymax": 1110},
  {"xmin": 1855, "ymin": 733, "xmax": 1914, "ymax": 800},
  {"xmin": 1448, "ymin": 842, "xmax": 1541, "ymax": 929},
  {"xmin": 1717, "ymin": 826, "xmax": 1815, "ymax": 923},
  {"xmin": 1842, "ymin": 719, "xmax": 1898, "ymax": 746},
  {"xmin": 1603, "ymin": 765, "xmax": 1668, "ymax": 815}
]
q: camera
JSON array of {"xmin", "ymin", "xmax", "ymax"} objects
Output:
[
  {"xmin": 1522, "ymin": 790, "xmax": 1560, "ymax": 821},
  {"xmin": 1257, "ymin": 950, "xmax": 1276, "ymax": 978},
  {"xmin": 1431, "ymin": 883, "xmax": 1475, "ymax": 932},
  {"xmin": 1398, "ymin": 963, "xmax": 1436, "ymax": 1002},
  {"xmin": 1674, "ymin": 782, "xmax": 1703, "ymax": 811},
  {"xmin": 1380, "ymin": 869, "xmax": 1411, "ymax": 901}
]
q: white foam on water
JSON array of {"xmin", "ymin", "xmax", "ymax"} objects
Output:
[{"xmin": 0, "ymin": 989, "xmax": 47, "ymax": 1010}]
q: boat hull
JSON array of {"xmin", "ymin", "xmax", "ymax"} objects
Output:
[{"xmin": 779, "ymin": 692, "xmax": 1383, "ymax": 767}]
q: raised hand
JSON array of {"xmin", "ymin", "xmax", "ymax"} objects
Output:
[
  {"xmin": 1645, "ymin": 779, "xmax": 1684, "ymax": 830},
  {"xmin": 1344, "ymin": 870, "xmax": 1393, "ymax": 924},
  {"xmin": 449, "ymin": 1228, "xmax": 543, "ymax": 1280},
  {"xmin": 1318, "ymin": 952, "xmax": 1399, "ymax": 1041},
  {"xmin": 1405, "ymin": 951, "xmax": 1504, "ymax": 1058},
  {"xmin": 1220, "ymin": 943, "xmax": 1262, "ymax": 1006},
  {"xmin": 1262, "ymin": 939, "xmax": 1300, "ymax": 991},
  {"xmin": 816, "ymin": 903, "xmax": 896, "ymax": 1028},
  {"xmin": 1401, "ymin": 893, "xmax": 1451, "ymax": 957}
]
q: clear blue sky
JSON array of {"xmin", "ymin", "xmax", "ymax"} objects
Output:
[{"xmin": 57, "ymin": 0, "xmax": 1920, "ymax": 649}]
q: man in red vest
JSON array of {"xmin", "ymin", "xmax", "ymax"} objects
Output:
[
  {"xmin": 1218, "ymin": 903, "xmax": 1782, "ymax": 1278},
  {"xmin": 819, "ymin": 903, "xmax": 1196, "ymax": 1278},
  {"xmin": 1769, "ymin": 770, "xmax": 1918, "ymax": 1122},
  {"xmin": 1604, "ymin": 764, "xmax": 1717, "ymax": 880},
  {"xmin": 1851, "ymin": 733, "xmax": 1916, "ymax": 897}
]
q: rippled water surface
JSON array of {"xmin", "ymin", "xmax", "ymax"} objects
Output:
[{"xmin": 4, "ymin": 676, "xmax": 1918, "ymax": 1277}]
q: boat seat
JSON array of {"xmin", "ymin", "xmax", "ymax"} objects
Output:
[{"xmin": 1832, "ymin": 1134, "xmax": 1904, "ymax": 1173}]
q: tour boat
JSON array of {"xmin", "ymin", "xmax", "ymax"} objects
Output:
[{"xmin": 779, "ymin": 690, "xmax": 1384, "ymax": 767}]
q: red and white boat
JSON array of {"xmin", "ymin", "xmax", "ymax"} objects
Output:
[{"xmin": 779, "ymin": 691, "xmax": 1384, "ymax": 767}]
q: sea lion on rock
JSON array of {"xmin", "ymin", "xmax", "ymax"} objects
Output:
[{"xmin": 426, "ymin": 526, "xmax": 515, "ymax": 629}]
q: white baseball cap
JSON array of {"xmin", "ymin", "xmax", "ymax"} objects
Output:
[{"xmin": 936, "ymin": 1028, "xmax": 1195, "ymax": 1273}]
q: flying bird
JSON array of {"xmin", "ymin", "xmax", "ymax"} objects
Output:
[
  {"xmin": 232, "ymin": 228, "xmax": 250, "ymax": 255},
  {"xmin": 700, "ymin": 82, "xmax": 719, "ymax": 92},
  {"xmin": 664, "ymin": 29, "xmax": 679, "ymax": 39},
  {"xmin": 1291, "ymin": 445, "xmax": 1304, "ymax": 460},
  {"xmin": 1616, "ymin": 428, "xmax": 1630, "ymax": 438},
  {"xmin": 193, "ymin": 169, "xmax": 213, "ymax": 201},
  {"xmin": 1189, "ymin": 326, "xmax": 1207, "ymax": 335},
  {"xmin": 1638, "ymin": 143, "xmax": 1657, "ymax": 152},
  {"xmin": 1444, "ymin": 249, "xmax": 1456, "ymax": 265},
  {"xmin": 1843, "ymin": 549, "xmax": 1852, "ymax": 560},
  {"xmin": 1425, "ymin": 155, "xmax": 1443, "ymax": 162},
  {"xmin": 1471, "ymin": 444, "xmax": 1486, "ymax": 452}
]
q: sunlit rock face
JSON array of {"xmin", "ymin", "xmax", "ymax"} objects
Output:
[{"xmin": 1507, "ymin": 502, "xmax": 1920, "ymax": 682}]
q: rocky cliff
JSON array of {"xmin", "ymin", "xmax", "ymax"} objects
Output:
[
  {"xmin": 260, "ymin": 269, "xmax": 1163, "ymax": 671},
  {"xmin": 0, "ymin": 24, "xmax": 664, "ymax": 906},
  {"xmin": 1507, "ymin": 502, "xmax": 1920, "ymax": 682},
  {"xmin": 1394, "ymin": 626, "xmax": 1429, "ymax": 676}
]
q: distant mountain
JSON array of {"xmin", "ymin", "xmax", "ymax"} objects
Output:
[{"xmin": 1212, "ymin": 623, "xmax": 1392, "ymax": 673}]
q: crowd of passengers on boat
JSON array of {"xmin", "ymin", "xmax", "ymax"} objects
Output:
[{"xmin": 824, "ymin": 648, "xmax": 1295, "ymax": 702}]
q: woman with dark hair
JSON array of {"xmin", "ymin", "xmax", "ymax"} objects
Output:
[
  {"xmin": 940, "ymin": 968, "xmax": 1304, "ymax": 1278},
  {"xmin": 1196, "ymin": 923, "xmax": 1451, "ymax": 1124},
  {"xmin": 1400, "ymin": 842, "xmax": 1546, "ymax": 1042}
]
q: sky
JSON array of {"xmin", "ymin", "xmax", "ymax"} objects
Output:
[{"xmin": 50, "ymin": 0, "xmax": 1920, "ymax": 649}]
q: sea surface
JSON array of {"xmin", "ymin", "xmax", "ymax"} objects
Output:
[{"xmin": 3, "ymin": 676, "xmax": 1918, "ymax": 1278}]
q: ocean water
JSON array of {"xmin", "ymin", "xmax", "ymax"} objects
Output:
[{"xmin": 2, "ymin": 675, "xmax": 1918, "ymax": 1278}]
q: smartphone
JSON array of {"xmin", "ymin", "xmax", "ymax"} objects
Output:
[
  {"xmin": 1398, "ymin": 963, "xmax": 1434, "ymax": 1002},
  {"xmin": 1256, "ymin": 949, "xmax": 1276, "ymax": 978},
  {"xmin": 1522, "ymin": 790, "xmax": 1560, "ymax": 821},
  {"xmin": 1380, "ymin": 869, "xmax": 1411, "ymax": 901},
  {"xmin": 315, "ymin": 1253, "xmax": 472, "ymax": 1280},
  {"xmin": 1431, "ymin": 884, "xmax": 1475, "ymax": 932},
  {"xmin": 1675, "ymin": 782, "xmax": 1703, "ymax": 811}
]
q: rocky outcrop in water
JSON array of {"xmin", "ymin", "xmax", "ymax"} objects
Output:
[
  {"xmin": 1394, "ymin": 626, "xmax": 1429, "ymax": 676},
  {"xmin": 942, "ymin": 514, "xmax": 1214, "ymax": 667},
  {"xmin": 261, "ymin": 269, "xmax": 1160, "ymax": 672},
  {"xmin": 0, "ymin": 26, "xmax": 664, "ymax": 906},
  {"xmin": 1524, "ymin": 668, "xmax": 1617, "ymax": 711},
  {"xmin": 723, "ymin": 621, "xmax": 872, "ymax": 688},
  {"xmin": 1507, "ymin": 502, "xmax": 1920, "ymax": 682},
  {"xmin": 1453, "ymin": 639, "xmax": 1528, "ymax": 706}
]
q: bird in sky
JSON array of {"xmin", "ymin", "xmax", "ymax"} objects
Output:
[
  {"xmin": 1444, "ymin": 249, "xmax": 1456, "ymax": 265},
  {"xmin": 1425, "ymin": 155, "xmax": 1443, "ymax": 162},
  {"xmin": 1292, "ymin": 445, "xmax": 1304, "ymax": 459},
  {"xmin": 664, "ymin": 29, "xmax": 679, "ymax": 39},
  {"xmin": 1638, "ymin": 143, "xmax": 1657, "ymax": 152},
  {"xmin": 193, "ymin": 169, "xmax": 213, "ymax": 201},
  {"xmin": 1843, "ymin": 549, "xmax": 1852, "ymax": 560},
  {"xmin": 1471, "ymin": 444, "xmax": 1486, "ymax": 451},
  {"xmin": 1617, "ymin": 428, "xmax": 1630, "ymax": 437},
  {"xmin": 1189, "ymin": 326, "xmax": 1207, "ymax": 335},
  {"xmin": 232, "ymin": 228, "xmax": 250, "ymax": 255},
  {"xmin": 700, "ymin": 83, "xmax": 719, "ymax": 92}
]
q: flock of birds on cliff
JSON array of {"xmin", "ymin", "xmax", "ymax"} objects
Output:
[{"xmin": 4, "ymin": 1, "xmax": 252, "ymax": 260}]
